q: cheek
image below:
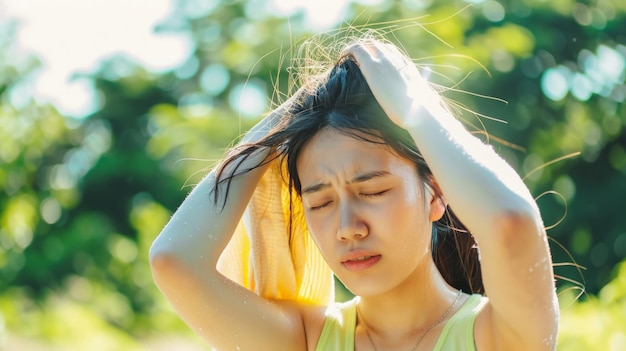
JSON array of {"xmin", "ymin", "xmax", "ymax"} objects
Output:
[
  {"xmin": 403, "ymin": 181, "xmax": 421, "ymax": 208},
  {"xmin": 387, "ymin": 162, "xmax": 425, "ymax": 209},
  {"xmin": 383, "ymin": 187, "xmax": 431, "ymax": 240},
  {"xmin": 304, "ymin": 213, "xmax": 332, "ymax": 252},
  {"xmin": 397, "ymin": 170, "xmax": 423, "ymax": 206},
  {"xmin": 390, "ymin": 177, "xmax": 424, "ymax": 213}
]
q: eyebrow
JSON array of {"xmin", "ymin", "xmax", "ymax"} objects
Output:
[{"xmin": 301, "ymin": 170, "xmax": 391, "ymax": 195}]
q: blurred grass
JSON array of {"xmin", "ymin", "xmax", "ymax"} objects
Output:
[{"xmin": 1, "ymin": 260, "xmax": 625, "ymax": 350}]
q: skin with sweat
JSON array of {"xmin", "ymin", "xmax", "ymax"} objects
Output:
[
  {"xmin": 299, "ymin": 128, "xmax": 438, "ymax": 296},
  {"xmin": 297, "ymin": 128, "xmax": 462, "ymax": 350},
  {"xmin": 149, "ymin": 41, "xmax": 559, "ymax": 351}
]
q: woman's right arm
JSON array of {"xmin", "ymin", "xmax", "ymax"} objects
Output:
[{"xmin": 149, "ymin": 100, "xmax": 308, "ymax": 351}]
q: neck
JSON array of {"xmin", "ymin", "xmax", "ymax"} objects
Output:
[{"xmin": 357, "ymin": 258, "xmax": 461, "ymax": 343}]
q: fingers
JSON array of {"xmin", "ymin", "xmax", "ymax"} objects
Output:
[
  {"xmin": 342, "ymin": 40, "xmax": 416, "ymax": 76},
  {"xmin": 341, "ymin": 41, "xmax": 378, "ymax": 74},
  {"xmin": 341, "ymin": 41, "xmax": 396, "ymax": 80},
  {"xmin": 341, "ymin": 40, "xmax": 383, "ymax": 64},
  {"xmin": 339, "ymin": 39, "xmax": 444, "ymax": 124}
]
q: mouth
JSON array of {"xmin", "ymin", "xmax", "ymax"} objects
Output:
[
  {"xmin": 345, "ymin": 255, "xmax": 378, "ymax": 262},
  {"xmin": 341, "ymin": 254, "xmax": 382, "ymax": 271}
]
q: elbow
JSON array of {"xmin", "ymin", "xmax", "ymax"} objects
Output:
[
  {"xmin": 150, "ymin": 250, "xmax": 175, "ymax": 273},
  {"xmin": 496, "ymin": 209, "xmax": 543, "ymax": 234},
  {"xmin": 149, "ymin": 248, "xmax": 203, "ymax": 295},
  {"xmin": 149, "ymin": 228, "xmax": 191, "ymax": 272},
  {"xmin": 149, "ymin": 249, "xmax": 206, "ymax": 311},
  {"xmin": 149, "ymin": 237, "xmax": 215, "ymax": 285},
  {"xmin": 149, "ymin": 248, "xmax": 181, "ymax": 284},
  {"xmin": 149, "ymin": 238, "xmax": 190, "ymax": 282},
  {"xmin": 491, "ymin": 209, "xmax": 546, "ymax": 251},
  {"xmin": 149, "ymin": 237, "xmax": 171, "ymax": 269}
]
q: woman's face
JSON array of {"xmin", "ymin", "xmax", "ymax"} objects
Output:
[{"xmin": 297, "ymin": 128, "xmax": 443, "ymax": 296}]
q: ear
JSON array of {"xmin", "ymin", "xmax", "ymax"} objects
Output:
[{"xmin": 426, "ymin": 178, "xmax": 447, "ymax": 222}]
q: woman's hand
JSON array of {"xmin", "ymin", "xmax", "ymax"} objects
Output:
[{"xmin": 342, "ymin": 40, "xmax": 443, "ymax": 127}]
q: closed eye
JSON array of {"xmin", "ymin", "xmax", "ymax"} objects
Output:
[
  {"xmin": 361, "ymin": 190, "xmax": 389, "ymax": 198},
  {"xmin": 308, "ymin": 190, "xmax": 389, "ymax": 211},
  {"xmin": 310, "ymin": 201, "xmax": 332, "ymax": 211}
]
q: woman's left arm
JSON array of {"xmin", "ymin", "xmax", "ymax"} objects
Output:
[{"xmin": 347, "ymin": 42, "xmax": 558, "ymax": 351}]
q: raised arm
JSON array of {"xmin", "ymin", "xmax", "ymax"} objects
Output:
[
  {"xmin": 346, "ymin": 42, "xmax": 559, "ymax": 350},
  {"xmin": 149, "ymin": 97, "xmax": 307, "ymax": 351}
]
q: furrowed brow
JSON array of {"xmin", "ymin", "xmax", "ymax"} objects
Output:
[
  {"xmin": 302, "ymin": 170, "xmax": 390, "ymax": 194},
  {"xmin": 349, "ymin": 170, "xmax": 391, "ymax": 184},
  {"xmin": 302, "ymin": 182, "xmax": 330, "ymax": 195}
]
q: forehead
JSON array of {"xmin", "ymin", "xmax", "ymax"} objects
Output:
[{"xmin": 296, "ymin": 129, "xmax": 413, "ymax": 184}]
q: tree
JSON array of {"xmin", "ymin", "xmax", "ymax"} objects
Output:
[{"xmin": 1, "ymin": 0, "xmax": 625, "ymax": 348}]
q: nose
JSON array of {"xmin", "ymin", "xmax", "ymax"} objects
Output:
[{"xmin": 336, "ymin": 201, "xmax": 368, "ymax": 241}]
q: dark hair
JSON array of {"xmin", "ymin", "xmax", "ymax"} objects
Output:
[{"xmin": 215, "ymin": 55, "xmax": 484, "ymax": 295}]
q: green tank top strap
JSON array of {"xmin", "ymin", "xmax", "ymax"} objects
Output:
[
  {"xmin": 433, "ymin": 294, "xmax": 488, "ymax": 350},
  {"xmin": 314, "ymin": 294, "xmax": 488, "ymax": 351},
  {"xmin": 315, "ymin": 297, "xmax": 358, "ymax": 351}
]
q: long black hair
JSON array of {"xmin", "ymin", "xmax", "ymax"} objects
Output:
[{"xmin": 214, "ymin": 54, "xmax": 484, "ymax": 295}]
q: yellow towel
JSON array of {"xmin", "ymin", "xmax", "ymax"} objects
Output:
[{"xmin": 216, "ymin": 160, "xmax": 335, "ymax": 305}]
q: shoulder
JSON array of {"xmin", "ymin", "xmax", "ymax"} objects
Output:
[
  {"xmin": 296, "ymin": 298, "xmax": 359, "ymax": 351},
  {"xmin": 474, "ymin": 295, "xmax": 557, "ymax": 351},
  {"xmin": 475, "ymin": 298, "xmax": 502, "ymax": 351},
  {"xmin": 435, "ymin": 294, "xmax": 488, "ymax": 351}
]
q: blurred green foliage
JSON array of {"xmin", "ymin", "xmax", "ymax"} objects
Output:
[{"xmin": 1, "ymin": 0, "xmax": 625, "ymax": 349}]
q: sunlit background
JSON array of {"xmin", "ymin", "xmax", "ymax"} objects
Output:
[
  {"xmin": 1, "ymin": 0, "xmax": 625, "ymax": 350},
  {"xmin": 2, "ymin": 0, "xmax": 355, "ymax": 118}
]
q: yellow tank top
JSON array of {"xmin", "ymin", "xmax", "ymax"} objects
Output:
[{"xmin": 314, "ymin": 294, "xmax": 488, "ymax": 351}]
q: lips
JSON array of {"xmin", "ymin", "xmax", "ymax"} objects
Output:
[
  {"xmin": 348, "ymin": 255, "xmax": 377, "ymax": 261},
  {"xmin": 341, "ymin": 251, "xmax": 382, "ymax": 271}
]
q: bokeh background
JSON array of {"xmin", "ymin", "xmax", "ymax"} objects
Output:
[{"xmin": 1, "ymin": 0, "xmax": 625, "ymax": 350}]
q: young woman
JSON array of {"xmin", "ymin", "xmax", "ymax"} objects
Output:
[{"xmin": 149, "ymin": 39, "xmax": 559, "ymax": 350}]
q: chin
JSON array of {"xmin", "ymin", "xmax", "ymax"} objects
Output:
[{"xmin": 339, "ymin": 275, "xmax": 395, "ymax": 298}]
